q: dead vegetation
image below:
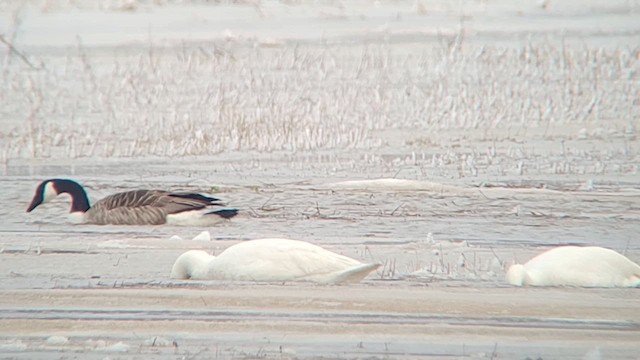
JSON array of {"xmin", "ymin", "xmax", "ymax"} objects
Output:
[{"xmin": 1, "ymin": 37, "xmax": 638, "ymax": 176}]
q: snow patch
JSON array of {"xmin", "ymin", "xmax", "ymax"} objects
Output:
[
  {"xmin": 192, "ymin": 231, "xmax": 211, "ymax": 242},
  {"xmin": 46, "ymin": 336, "xmax": 69, "ymax": 345},
  {"xmin": 0, "ymin": 339, "xmax": 27, "ymax": 351},
  {"xmin": 143, "ymin": 336, "xmax": 174, "ymax": 347},
  {"xmin": 97, "ymin": 341, "xmax": 130, "ymax": 353}
]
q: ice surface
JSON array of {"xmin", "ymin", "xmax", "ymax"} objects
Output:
[{"xmin": 0, "ymin": 0, "xmax": 639, "ymax": 358}]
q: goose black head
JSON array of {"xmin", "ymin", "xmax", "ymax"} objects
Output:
[{"xmin": 27, "ymin": 179, "xmax": 59, "ymax": 212}]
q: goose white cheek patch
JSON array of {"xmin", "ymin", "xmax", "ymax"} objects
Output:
[{"xmin": 42, "ymin": 182, "xmax": 58, "ymax": 203}]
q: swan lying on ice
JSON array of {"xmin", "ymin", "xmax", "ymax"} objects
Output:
[
  {"xmin": 171, "ymin": 238, "xmax": 379, "ymax": 284},
  {"xmin": 506, "ymin": 246, "xmax": 640, "ymax": 288}
]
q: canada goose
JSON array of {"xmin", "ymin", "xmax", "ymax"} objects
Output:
[
  {"xmin": 506, "ymin": 246, "xmax": 640, "ymax": 288},
  {"xmin": 171, "ymin": 238, "xmax": 380, "ymax": 284},
  {"xmin": 27, "ymin": 178, "xmax": 238, "ymax": 225}
]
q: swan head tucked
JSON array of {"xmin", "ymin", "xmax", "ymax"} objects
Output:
[
  {"xmin": 170, "ymin": 250, "xmax": 215, "ymax": 279},
  {"xmin": 505, "ymin": 264, "xmax": 526, "ymax": 286},
  {"xmin": 504, "ymin": 246, "xmax": 640, "ymax": 288}
]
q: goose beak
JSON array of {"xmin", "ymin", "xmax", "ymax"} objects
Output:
[{"xmin": 27, "ymin": 197, "xmax": 41, "ymax": 212}]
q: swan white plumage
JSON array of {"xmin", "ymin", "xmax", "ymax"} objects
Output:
[
  {"xmin": 171, "ymin": 238, "xmax": 380, "ymax": 284},
  {"xmin": 506, "ymin": 246, "xmax": 640, "ymax": 288}
]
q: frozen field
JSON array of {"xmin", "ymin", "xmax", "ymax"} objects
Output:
[{"xmin": 1, "ymin": 0, "xmax": 639, "ymax": 359}]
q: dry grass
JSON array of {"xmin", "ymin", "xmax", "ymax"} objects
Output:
[{"xmin": 1, "ymin": 32, "xmax": 638, "ymax": 177}]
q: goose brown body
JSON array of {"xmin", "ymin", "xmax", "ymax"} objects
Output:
[
  {"xmin": 85, "ymin": 190, "xmax": 225, "ymax": 225},
  {"xmin": 27, "ymin": 179, "xmax": 238, "ymax": 225}
]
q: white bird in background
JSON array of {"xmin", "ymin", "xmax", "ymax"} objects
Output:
[
  {"xmin": 506, "ymin": 246, "xmax": 640, "ymax": 288},
  {"xmin": 27, "ymin": 178, "xmax": 238, "ymax": 225},
  {"xmin": 171, "ymin": 238, "xmax": 380, "ymax": 284}
]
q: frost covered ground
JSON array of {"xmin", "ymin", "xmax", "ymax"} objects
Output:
[{"xmin": 0, "ymin": 0, "xmax": 639, "ymax": 359}]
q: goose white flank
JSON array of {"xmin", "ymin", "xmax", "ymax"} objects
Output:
[
  {"xmin": 506, "ymin": 246, "xmax": 640, "ymax": 288},
  {"xmin": 26, "ymin": 178, "xmax": 238, "ymax": 225},
  {"xmin": 171, "ymin": 238, "xmax": 380, "ymax": 284}
]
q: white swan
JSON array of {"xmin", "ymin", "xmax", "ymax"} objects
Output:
[
  {"xmin": 321, "ymin": 178, "xmax": 461, "ymax": 192},
  {"xmin": 506, "ymin": 246, "xmax": 640, "ymax": 288},
  {"xmin": 171, "ymin": 238, "xmax": 380, "ymax": 284}
]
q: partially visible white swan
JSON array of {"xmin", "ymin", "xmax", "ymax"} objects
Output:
[
  {"xmin": 171, "ymin": 238, "xmax": 380, "ymax": 284},
  {"xmin": 321, "ymin": 178, "xmax": 462, "ymax": 193},
  {"xmin": 506, "ymin": 246, "xmax": 640, "ymax": 288}
]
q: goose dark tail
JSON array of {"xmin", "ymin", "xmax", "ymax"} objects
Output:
[
  {"xmin": 170, "ymin": 193, "xmax": 221, "ymax": 204},
  {"xmin": 206, "ymin": 208, "xmax": 239, "ymax": 219}
]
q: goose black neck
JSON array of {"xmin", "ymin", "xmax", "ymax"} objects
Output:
[{"xmin": 54, "ymin": 179, "xmax": 91, "ymax": 213}]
